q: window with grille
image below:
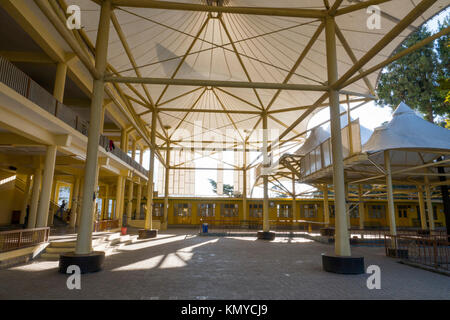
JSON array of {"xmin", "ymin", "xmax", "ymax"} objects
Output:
[
  {"xmin": 397, "ymin": 205, "xmax": 409, "ymax": 218},
  {"xmin": 277, "ymin": 204, "xmax": 292, "ymax": 218},
  {"xmin": 368, "ymin": 205, "xmax": 385, "ymax": 219},
  {"xmin": 153, "ymin": 203, "xmax": 164, "ymax": 216},
  {"xmin": 174, "ymin": 203, "xmax": 191, "ymax": 216},
  {"xmin": 198, "ymin": 203, "xmax": 215, "ymax": 217},
  {"xmin": 329, "ymin": 204, "xmax": 335, "ymax": 218},
  {"xmin": 301, "ymin": 204, "xmax": 317, "ymax": 218},
  {"xmin": 249, "ymin": 203, "xmax": 263, "ymax": 218},
  {"xmin": 221, "ymin": 203, "xmax": 239, "ymax": 217}
]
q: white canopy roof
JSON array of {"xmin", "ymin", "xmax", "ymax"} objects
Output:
[
  {"xmin": 70, "ymin": 0, "xmax": 447, "ymax": 160},
  {"xmin": 363, "ymin": 102, "xmax": 450, "ymax": 154}
]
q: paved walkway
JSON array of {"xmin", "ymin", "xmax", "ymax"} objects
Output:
[{"xmin": 0, "ymin": 229, "xmax": 448, "ymax": 299}]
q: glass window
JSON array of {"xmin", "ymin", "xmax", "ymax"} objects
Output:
[
  {"xmin": 277, "ymin": 204, "xmax": 292, "ymax": 218},
  {"xmin": 221, "ymin": 203, "xmax": 239, "ymax": 217},
  {"xmin": 153, "ymin": 203, "xmax": 164, "ymax": 216},
  {"xmin": 198, "ymin": 203, "xmax": 215, "ymax": 217},
  {"xmin": 329, "ymin": 204, "xmax": 335, "ymax": 218},
  {"xmin": 368, "ymin": 205, "xmax": 385, "ymax": 219},
  {"xmin": 174, "ymin": 203, "xmax": 191, "ymax": 217},
  {"xmin": 249, "ymin": 203, "xmax": 263, "ymax": 218},
  {"xmin": 397, "ymin": 205, "xmax": 409, "ymax": 218},
  {"xmin": 301, "ymin": 204, "xmax": 317, "ymax": 218}
]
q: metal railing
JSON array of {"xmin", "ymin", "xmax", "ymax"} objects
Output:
[
  {"xmin": 198, "ymin": 218, "xmax": 325, "ymax": 234},
  {"xmin": 384, "ymin": 234, "xmax": 450, "ymax": 272},
  {"xmin": 0, "ymin": 55, "xmax": 148, "ymax": 176},
  {"xmin": 93, "ymin": 219, "xmax": 119, "ymax": 232},
  {"xmin": 0, "ymin": 227, "xmax": 50, "ymax": 253}
]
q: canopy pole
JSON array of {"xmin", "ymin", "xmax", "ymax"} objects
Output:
[
  {"xmin": 262, "ymin": 111, "xmax": 270, "ymax": 233},
  {"xmin": 424, "ymin": 176, "xmax": 435, "ymax": 231},
  {"xmin": 384, "ymin": 150, "xmax": 397, "ymax": 236},
  {"xmin": 417, "ymin": 185, "xmax": 428, "ymax": 230},
  {"xmin": 325, "ymin": 15, "xmax": 350, "ymax": 257}
]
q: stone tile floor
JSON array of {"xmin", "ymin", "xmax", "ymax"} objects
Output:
[{"xmin": 0, "ymin": 228, "xmax": 448, "ymax": 299}]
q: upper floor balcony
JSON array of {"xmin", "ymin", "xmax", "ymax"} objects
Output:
[{"xmin": 0, "ymin": 55, "xmax": 148, "ymax": 177}]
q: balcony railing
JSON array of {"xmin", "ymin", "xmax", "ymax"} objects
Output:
[
  {"xmin": 0, "ymin": 55, "xmax": 148, "ymax": 177},
  {"xmin": 0, "ymin": 227, "xmax": 50, "ymax": 253},
  {"xmin": 93, "ymin": 219, "xmax": 119, "ymax": 232}
]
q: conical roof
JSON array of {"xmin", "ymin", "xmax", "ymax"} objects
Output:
[{"xmin": 362, "ymin": 102, "xmax": 450, "ymax": 154}]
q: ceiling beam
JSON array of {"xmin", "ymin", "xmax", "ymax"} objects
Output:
[
  {"xmin": 109, "ymin": 1, "xmax": 327, "ymax": 19},
  {"xmin": 104, "ymin": 76, "xmax": 329, "ymax": 91}
]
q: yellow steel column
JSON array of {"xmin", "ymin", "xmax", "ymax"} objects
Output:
[
  {"xmin": 424, "ymin": 176, "xmax": 435, "ymax": 230},
  {"xmin": 358, "ymin": 185, "xmax": 365, "ymax": 229},
  {"xmin": 53, "ymin": 62, "xmax": 67, "ymax": 102},
  {"xmin": 262, "ymin": 111, "xmax": 270, "ymax": 232},
  {"xmin": 325, "ymin": 15, "xmax": 350, "ymax": 256},
  {"xmin": 242, "ymin": 140, "xmax": 248, "ymax": 222},
  {"xmin": 292, "ymin": 173, "xmax": 297, "ymax": 221},
  {"xmin": 36, "ymin": 145, "xmax": 57, "ymax": 227},
  {"xmin": 417, "ymin": 185, "xmax": 427, "ymax": 230},
  {"xmin": 163, "ymin": 144, "xmax": 171, "ymax": 230},
  {"xmin": 70, "ymin": 177, "xmax": 80, "ymax": 227},
  {"xmin": 145, "ymin": 110, "xmax": 157, "ymax": 230},
  {"xmin": 384, "ymin": 150, "xmax": 397, "ymax": 236},
  {"xmin": 20, "ymin": 174, "xmax": 32, "ymax": 225},
  {"xmin": 75, "ymin": 0, "xmax": 111, "ymax": 255},
  {"xmin": 323, "ymin": 185, "xmax": 330, "ymax": 226}
]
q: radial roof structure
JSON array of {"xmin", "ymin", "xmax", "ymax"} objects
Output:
[{"xmin": 43, "ymin": 0, "xmax": 449, "ymax": 169}]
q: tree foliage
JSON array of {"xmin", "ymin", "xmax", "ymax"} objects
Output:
[
  {"xmin": 376, "ymin": 17, "xmax": 449, "ymax": 123},
  {"xmin": 208, "ymin": 178, "xmax": 235, "ymax": 197}
]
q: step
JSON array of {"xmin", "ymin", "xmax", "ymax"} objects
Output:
[
  {"xmin": 49, "ymin": 237, "xmax": 107, "ymax": 248},
  {"xmin": 40, "ymin": 252, "xmax": 60, "ymax": 261},
  {"xmin": 45, "ymin": 247, "xmax": 75, "ymax": 254}
]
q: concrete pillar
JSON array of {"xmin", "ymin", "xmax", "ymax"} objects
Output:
[
  {"xmin": 325, "ymin": 15, "xmax": 350, "ymax": 256},
  {"xmin": 145, "ymin": 110, "xmax": 157, "ymax": 230},
  {"xmin": 101, "ymin": 184, "xmax": 108, "ymax": 220},
  {"xmin": 345, "ymin": 181, "xmax": 351, "ymax": 228},
  {"xmin": 163, "ymin": 146, "xmax": 170, "ymax": 230},
  {"xmin": 47, "ymin": 177, "xmax": 56, "ymax": 227},
  {"xmin": 76, "ymin": 177, "xmax": 84, "ymax": 227},
  {"xmin": 115, "ymin": 175, "xmax": 124, "ymax": 220},
  {"xmin": 384, "ymin": 150, "xmax": 397, "ymax": 236},
  {"xmin": 53, "ymin": 62, "xmax": 67, "ymax": 102},
  {"xmin": 126, "ymin": 178, "xmax": 134, "ymax": 222},
  {"xmin": 28, "ymin": 165, "xmax": 42, "ymax": 229},
  {"xmin": 75, "ymin": 0, "xmax": 111, "ymax": 255},
  {"xmin": 358, "ymin": 185, "xmax": 365, "ymax": 229},
  {"xmin": 424, "ymin": 176, "xmax": 435, "ymax": 230},
  {"xmin": 136, "ymin": 178, "xmax": 142, "ymax": 219},
  {"xmin": 20, "ymin": 174, "xmax": 32, "ymax": 225},
  {"xmin": 36, "ymin": 145, "xmax": 57, "ymax": 227},
  {"xmin": 323, "ymin": 185, "xmax": 330, "ymax": 226},
  {"xmin": 262, "ymin": 112, "xmax": 270, "ymax": 232},
  {"xmin": 417, "ymin": 185, "xmax": 427, "ymax": 230},
  {"xmin": 70, "ymin": 177, "xmax": 80, "ymax": 227}
]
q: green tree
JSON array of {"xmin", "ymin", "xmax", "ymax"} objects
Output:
[
  {"xmin": 376, "ymin": 19, "xmax": 450, "ymax": 123},
  {"xmin": 208, "ymin": 178, "xmax": 234, "ymax": 197}
]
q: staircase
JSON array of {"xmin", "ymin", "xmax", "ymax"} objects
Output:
[{"xmin": 40, "ymin": 232, "xmax": 138, "ymax": 261}]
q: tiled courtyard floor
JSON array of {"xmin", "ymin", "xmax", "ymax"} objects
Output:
[{"xmin": 0, "ymin": 229, "xmax": 448, "ymax": 299}]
